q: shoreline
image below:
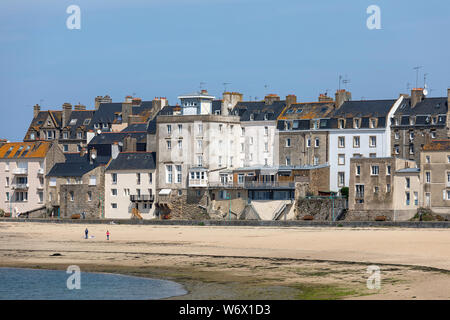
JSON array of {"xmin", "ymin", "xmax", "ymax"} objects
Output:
[{"xmin": 1, "ymin": 222, "xmax": 449, "ymax": 299}]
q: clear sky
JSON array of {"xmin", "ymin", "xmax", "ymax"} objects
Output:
[{"xmin": 0, "ymin": 0, "xmax": 449, "ymax": 141}]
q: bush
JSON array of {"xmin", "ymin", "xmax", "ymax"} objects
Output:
[{"xmin": 340, "ymin": 187, "xmax": 349, "ymax": 198}]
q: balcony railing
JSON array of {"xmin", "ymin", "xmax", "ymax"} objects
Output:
[
  {"xmin": 130, "ymin": 194, "xmax": 155, "ymax": 202},
  {"xmin": 207, "ymin": 182, "xmax": 241, "ymax": 188},
  {"xmin": 355, "ymin": 192, "xmax": 365, "ymax": 199},
  {"xmin": 13, "ymin": 168, "xmax": 28, "ymax": 175},
  {"xmin": 12, "ymin": 183, "xmax": 29, "ymax": 190},
  {"xmin": 244, "ymin": 181, "xmax": 295, "ymax": 189},
  {"xmin": 189, "ymin": 179, "xmax": 208, "ymax": 187}
]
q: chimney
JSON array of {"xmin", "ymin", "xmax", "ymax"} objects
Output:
[
  {"xmin": 74, "ymin": 104, "xmax": 86, "ymax": 111},
  {"xmin": 121, "ymin": 101, "xmax": 133, "ymax": 124},
  {"xmin": 132, "ymin": 98, "xmax": 142, "ymax": 106},
  {"xmin": 318, "ymin": 93, "xmax": 333, "ymax": 102},
  {"xmin": 411, "ymin": 88, "xmax": 425, "ymax": 108},
  {"xmin": 80, "ymin": 147, "xmax": 87, "ymax": 157},
  {"xmin": 222, "ymin": 92, "xmax": 243, "ymax": 115},
  {"xmin": 95, "ymin": 95, "xmax": 112, "ymax": 110},
  {"xmin": 125, "ymin": 95, "xmax": 133, "ymax": 103},
  {"xmin": 62, "ymin": 103, "xmax": 72, "ymax": 127},
  {"xmin": 201, "ymin": 89, "xmax": 208, "ymax": 95},
  {"xmin": 264, "ymin": 94, "xmax": 280, "ymax": 105},
  {"xmin": 123, "ymin": 136, "xmax": 137, "ymax": 152},
  {"xmin": 89, "ymin": 148, "xmax": 97, "ymax": 165},
  {"xmin": 335, "ymin": 90, "xmax": 351, "ymax": 108},
  {"xmin": 33, "ymin": 104, "xmax": 41, "ymax": 118},
  {"xmin": 286, "ymin": 95, "xmax": 297, "ymax": 107},
  {"xmin": 151, "ymin": 97, "xmax": 168, "ymax": 115}
]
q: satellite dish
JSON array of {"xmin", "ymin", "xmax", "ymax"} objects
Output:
[
  {"xmin": 423, "ymin": 89, "xmax": 429, "ymax": 96},
  {"xmin": 97, "ymin": 130, "xmax": 101, "ymax": 135},
  {"xmin": 91, "ymin": 153, "xmax": 97, "ymax": 160}
]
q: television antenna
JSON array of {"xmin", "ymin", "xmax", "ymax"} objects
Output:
[
  {"xmin": 342, "ymin": 77, "xmax": 351, "ymax": 89},
  {"xmin": 413, "ymin": 66, "xmax": 423, "ymax": 88},
  {"xmin": 338, "ymin": 75, "xmax": 343, "ymax": 90},
  {"xmin": 222, "ymin": 82, "xmax": 231, "ymax": 92},
  {"xmin": 406, "ymin": 82, "xmax": 411, "ymax": 91}
]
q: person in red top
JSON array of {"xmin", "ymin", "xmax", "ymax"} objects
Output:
[{"xmin": 106, "ymin": 230, "xmax": 110, "ymax": 241}]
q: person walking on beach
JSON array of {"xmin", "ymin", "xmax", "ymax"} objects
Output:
[
  {"xmin": 85, "ymin": 228, "xmax": 89, "ymax": 239},
  {"xmin": 106, "ymin": 230, "xmax": 110, "ymax": 241}
]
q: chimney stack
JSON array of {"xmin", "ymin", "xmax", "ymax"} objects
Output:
[
  {"xmin": 62, "ymin": 103, "xmax": 72, "ymax": 127},
  {"xmin": 95, "ymin": 95, "xmax": 112, "ymax": 110},
  {"xmin": 264, "ymin": 94, "xmax": 280, "ymax": 105},
  {"xmin": 123, "ymin": 136, "xmax": 137, "ymax": 152},
  {"xmin": 286, "ymin": 95, "xmax": 297, "ymax": 107},
  {"xmin": 318, "ymin": 93, "xmax": 333, "ymax": 102},
  {"xmin": 121, "ymin": 101, "xmax": 133, "ymax": 124},
  {"xmin": 201, "ymin": 89, "xmax": 208, "ymax": 95},
  {"xmin": 132, "ymin": 98, "xmax": 142, "ymax": 106},
  {"xmin": 74, "ymin": 104, "xmax": 86, "ymax": 111},
  {"xmin": 411, "ymin": 88, "xmax": 425, "ymax": 108},
  {"xmin": 33, "ymin": 104, "xmax": 41, "ymax": 118},
  {"xmin": 335, "ymin": 90, "xmax": 351, "ymax": 108},
  {"xmin": 222, "ymin": 92, "xmax": 243, "ymax": 115}
]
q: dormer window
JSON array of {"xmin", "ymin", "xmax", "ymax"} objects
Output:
[
  {"xmin": 83, "ymin": 119, "xmax": 91, "ymax": 125},
  {"xmin": 409, "ymin": 117, "xmax": 415, "ymax": 126},
  {"xmin": 313, "ymin": 120, "xmax": 319, "ymax": 130},
  {"xmin": 395, "ymin": 118, "xmax": 399, "ymax": 126},
  {"xmin": 250, "ymin": 114, "xmax": 254, "ymax": 121},
  {"xmin": 264, "ymin": 114, "xmax": 269, "ymax": 120},
  {"xmin": 338, "ymin": 119, "xmax": 345, "ymax": 129},
  {"xmin": 69, "ymin": 119, "xmax": 77, "ymax": 125},
  {"xmin": 438, "ymin": 116, "xmax": 444, "ymax": 123},
  {"xmin": 370, "ymin": 118, "xmax": 377, "ymax": 128},
  {"xmin": 409, "ymin": 131, "xmax": 414, "ymax": 140},
  {"xmin": 63, "ymin": 132, "xmax": 68, "ymax": 139},
  {"xmin": 353, "ymin": 118, "xmax": 360, "ymax": 129}
]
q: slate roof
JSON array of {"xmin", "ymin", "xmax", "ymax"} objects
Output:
[
  {"xmin": 47, "ymin": 162, "xmax": 101, "ymax": 177},
  {"xmin": 231, "ymin": 100, "xmax": 286, "ymax": 121},
  {"xmin": 394, "ymin": 97, "xmax": 448, "ymax": 116},
  {"xmin": 212, "ymin": 100, "xmax": 222, "ymax": 114},
  {"xmin": 24, "ymin": 110, "xmax": 62, "ymax": 140},
  {"xmin": 89, "ymin": 132, "xmax": 147, "ymax": 145},
  {"xmin": 332, "ymin": 99, "xmax": 396, "ymax": 118},
  {"xmin": 88, "ymin": 103, "xmax": 122, "ymax": 131},
  {"xmin": 63, "ymin": 110, "xmax": 95, "ymax": 139},
  {"xmin": 278, "ymin": 102, "xmax": 335, "ymax": 120},
  {"xmin": 0, "ymin": 142, "xmax": 52, "ymax": 159},
  {"xmin": 106, "ymin": 152, "xmax": 156, "ymax": 171},
  {"xmin": 121, "ymin": 123, "xmax": 147, "ymax": 132}
]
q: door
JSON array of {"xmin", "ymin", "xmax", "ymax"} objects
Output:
[{"xmin": 425, "ymin": 193, "xmax": 431, "ymax": 207}]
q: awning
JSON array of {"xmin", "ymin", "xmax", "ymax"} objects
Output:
[{"xmin": 159, "ymin": 189, "xmax": 171, "ymax": 195}]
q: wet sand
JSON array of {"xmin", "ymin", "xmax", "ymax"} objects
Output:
[{"xmin": 0, "ymin": 221, "xmax": 449, "ymax": 299}]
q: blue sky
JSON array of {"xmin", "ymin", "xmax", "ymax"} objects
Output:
[{"xmin": 0, "ymin": 0, "xmax": 449, "ymax": 141}]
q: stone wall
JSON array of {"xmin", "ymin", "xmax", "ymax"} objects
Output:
[
  {"xmin": 345, "ymin": 209, "xmax": 417, "ymax": 221},
  {"xmin": 295, "ymin": 197, "xmax": 347, "ymax": 221},
  {"xmin": 158, "ymin": 189, "xmax": 210, "ymax": 220}
]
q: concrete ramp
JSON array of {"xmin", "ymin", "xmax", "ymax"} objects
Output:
[{"xmin": 251, "ymin": 200, "xmax": 292, "ymax": 220}]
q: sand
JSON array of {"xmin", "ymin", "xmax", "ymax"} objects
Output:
[{"xmin": 0, "ymin": 221, "xmax": 449, "ymax": 300}]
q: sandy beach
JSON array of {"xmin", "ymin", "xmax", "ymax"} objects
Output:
[{"xmin": 0, "ymin": 221, "xmax": 449, "ymax": 299}]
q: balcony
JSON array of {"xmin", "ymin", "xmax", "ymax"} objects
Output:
[
  {"xmin": 13, "ymin": 168, "xmax": 28, "ymax": 175},
  {"xmin": 189, "ymin": 179, "xmax": 208, "ymax": 188},
  {"xmin": 11, "ymin": 183, "xmax": 29, "ymax": 190},
  {"xmin": 244, "ymin": 181, "xmax": 295, "ymax": 189},
  {"xmin": 130, "ymin": 194, "xmax": 155, "ymax": 202},
  {"xmin": 208, "ymin": 182, "xmax": 242, "ymax": 189},
  {"xmin": 355, "ymin": 192, "xmax": 365, "ymax": 199}
]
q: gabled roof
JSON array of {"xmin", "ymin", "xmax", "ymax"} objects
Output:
[
  {"xmin": 25, "ymin": 110, "xmax": 62, "ymax": 140},
  {"xmin": 106, "ymin": 152, "xmax": 156, "ymax": 171},
  {"xmin": 231, "ymin": 100, "xmax": 286, "ymax": 121},
  {"xmin": 0, "ymin": 142, "xmax": 52, "ymax": 159},
  {"xmin": 88, "ymin": 103, "xmax": 122, "ymax": 130},
  {"xmin": 63, "ymin": 110, "xmax": 95, "ymax": 139},
  {"xmin": 422, "ymin": 140, "xmax": 450, "ymax": 152}
]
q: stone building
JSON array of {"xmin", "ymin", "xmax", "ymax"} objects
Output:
[
  {"xmin": 348, "ymin": 157, "xmax": 419, "ymax": 221},
  {"xmin": 105, "ymin": 152, "xmax": 157, "ymax": 220},
  {"xmin": 420, "ymin": 140, "xmax": 450, "ymax": 214},
  {"xmin": 46, "ymin": 149, "xmax": 108, "ymax": 218},
  {"xmin": 390, "ymin": 88, "xmax": 450, "ymax": 166},
  {"xmin": 0, "ymin": 141, "xmax": 65, "ymax": 217}
]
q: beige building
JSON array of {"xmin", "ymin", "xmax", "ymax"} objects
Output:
[
  {"xmin": 420, "ymin": 140, "xmax": 450, "ymax": 214},
  {"xmin": 348, "ymin": 157, "xmax": 419, "ymax": 221},
  {"xmin": 105, "ymin": 152, "xmax": 157, "ymax": 219},
  {"xmin": 0, "ymin": 141, "xmax": 65, "ymax": 217}
]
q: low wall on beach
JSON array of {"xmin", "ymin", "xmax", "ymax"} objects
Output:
[{"xmin": 0, "ymin": 217, "xmax": 449, "ymax": 229}]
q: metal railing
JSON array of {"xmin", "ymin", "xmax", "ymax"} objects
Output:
[
  {"xmin": 244, "ymin": 181, "xmax": 295, "ymax": 189},
  {"xmin": 130, "ymin": 194, "xmax": 155, "ymax": 202},
  {"xmin": 12, "ymin": 183, "xmax": 29, "ymax": 190},
  {"xmin": 13, "ymin": 168, "xmax": 28, "ymax": 175}
]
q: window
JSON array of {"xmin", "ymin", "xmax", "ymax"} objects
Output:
[
  {"xmin": 338, "ymin": 119, "xmax": 345, "ymax": 129},
  {"xmin": 353, "ymin": 136, "xmax": 360, "ymax": 148},
  {"xmin": 112, "ymin": 173, "xmax": 117, "ymax": 184},
  {"xmin": 176, "ymin": 165, "xmax": 182, "ymax": 184},
  {"xmin": 249, "ymin": 153, "xmax": 253, "ymax": 161},
  {"xmin": 238, "ymin": 174, "xmax": 244, "ymax": 184},
  {"xmin": 69, "ymin": 191, "xmax": 74, "ymax": 202},
  {"xmin": 111, "ymin": 203, "xmax": 117, "ymax": 209},
  {"xmin": 15, "ymin": 191, "xmax": 28, "ymax": 202},
  {"xmin": 5, "ymin": 177, "xmax": 9, "ymax": 187},
  {"xmin": 369, "ymin": 136, "xmax": 377, "ymax": 147},
  {"xmin": 409, "ymin": 144, "xmax": 414, "ymax": 155},
  {"xmin": 77, "ymin": 132, "xmax": 83, "ymax": 139},
  {"xmin": 431, "ymin": 131, "xmax": 436, "ymax": 139},
  {"xmin": 166, "ymin": 165, "xmax": 173, "ymax": 183},
  {"xmin": 369, "ymin": 153, "xmax": 376, "ymax": 158},
  {"xmin": 149, "ymin": 173, "xmax": 152, "ymax": 184},
  {"xmin": 315, "ymin": 138, "xmax": 320, "ymax": 148},
  {"xmin": 338, "ymin": 154, "xmax": 345, "ymax": 165},
  {"xmin": 264, "ymin": 142, "xmax": 269, "ymax": 152},
  {"xmin": 218, "ymin": 156, "xmax": 222, "ymax": 167},
  {"xmin": 285, "ymin": 157, "xmax": 291, "ymax": 166},
  {"xmin": 63, "ymin": 132, "xmax": 68, "ymax": 139},
  {"xmin": 338, "ymin": 172, "xmax": 345, "ymax": 187},
  {"xmin": 409, "ymin": 131, "xmax": 414, "ymax": 140},
  {"xmin": 178, "ymin": 140, "xmax": 182, "ymax": 150},
  {"xmin": 338, "ymin": 137, "xmax": 345, "ymax": 148},
  {"xmin": 314, "ymin": 157, "xmax": 319, "ymax": 165},
  {"xmin": 387, "ymin": 184, "xmax": 391, "ymax": 192},
  {"xmin": 306, "ymin": 138, "xmax": 311, "ymax": 148},
  {"xmin": 63, "ymin": 145, "xmax": 69, "ymax": 152},
  {"xmin": 197, "ymin": 156, "xmax": 203, "ymax": 167},
  {"xmin": 447, "ymin": 155, "xmax": 450, "ymax": 163},
  {"xmin": 425, "ymin": 171, "xmax": 431, "ymax": 183},
  {"xmin": 89, "ymin": 175, "xmax": 97, "ymax": 186},
  {"xmin": 241, "ymin": 127, "xmax": 244, "ymax": 136},
  {"xmin": 285, "ymin": 138, "xmax": 291, "ymax": 147},
  {"xmin": 264, "ymin": 126, "xmax": 269, "ymax": 136},
  {"xmin": 5, "ymin": 162, "xmax": 9, "ymax": 172},
  {"xmin": 354, "ymin": 118, "xmax": 360, "ymax": 129},
  {"xmin": 178, "ymin": 124, "xmax": 182, "ymax": 134},
  {"xmin": 50, "ymin": 177, "xmax": 56, "ymax": 187},
  {"xmin": 264, "ymin": 158, "xmax": 268, "ymax": 166},
  {"xmin": 136, "ymin": 173, "xmax": 141, "ymax": 185},
  {"xmin": 124, "ymin": 189, "xmax": 130, "ymax": 196},
  {"xmin": 394, "ymin": 131, "xmax": 400, "ymax": 140},
  {"xmin": 371, "ymin": 165, "xmax": 379, "ymax": 176},
  {"xmin": 198, "ymin": 124, "xmax": 203, "ymax": 134},
  {"xmin": 394, "ymin": 145, "xmax": 400, "ymax": 155},
  {"xmin": 370, "ymin": 118, "xmax": 377, "ymax": 128},
  {"xmin": 197, "ymin": 139, "xmax": 203, "ymax": 151},
  {"xmin": 374, "ymin": 186, "xmax": 379, "ymax": 194},
  {"xmin": 167, "ymin": 125, "xmax": 172, "ymax": 134},
  {"xmin": 30, "ymin": 133, "xmax": 35, "ymax": 140},
  {"xmin": 356, "ymin": 165, "xmax": 361, "ymax": 176},
  {"xmin": 414, "ymin": 192, "xmax": 418, "ymax": 206},
  {"xmin": 355, "ymin": 185, "xmax": 364, "ymax": 199},
  {"xmin": 405, "ymin": 192, "xmax": 410, "ymax": 206},
  {"xmin": 87, "ymin": 191, "xmax": 92, "ymax": 202},
  {"xmin": 406, "ymin": 178, "xmax": 410, "ymax": 188},
  {"xmin": 5, "ymin": 192, "xmax": 9, "ymax": 202},
  {"xmin": 425, "ymin": 156, "xmax": 430, "ymax": 164},
  {"xmin": 386, "ymin": 165, "xmax": 391, "ymax": 175},
  {"xmin": 111, "ymin": 189, "xmax": 117, "ymax": 196},
  {"xmin": 167, "ymin": 140, "xmax": 171, "ymax": 150}
]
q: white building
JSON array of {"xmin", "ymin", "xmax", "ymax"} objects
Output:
[
  {"xmin": 105, "ymin": 152, "xmax": 157, "ymax": 219},
  {"xmin": 328, "ymin": 96, "xmax": 404, "ymax": 192}
]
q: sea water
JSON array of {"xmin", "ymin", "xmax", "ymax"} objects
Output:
[{"xmin": 0, "ymin": 267, "xmax": 187, "ymax": 300}]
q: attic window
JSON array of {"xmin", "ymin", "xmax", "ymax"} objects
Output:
[
  {"xmin": 438, "ymin": 116, "xmax": 444, "ymax": 122},
  {"xmin": 370, "ymin": 118, "xmax": 377, "ymax": 128},
  {"xmin": 296, "ymin": 109, "xmax": 303, "ymax": 114},
  {"xmin": 338, "ymin": 119, "xmax": 345, "ymax": 129},
  {"xmin": 264, "ymin": 114, "xmax": 269, "ymax": 120},
  {"xmin": 353, "ymin": 118, "xmax": 360, "ymax": 129},
  {"xmin": 69, "ymin": 119, "xmax": 77, "ymax": 125},
  {"xmin": 250, "ymin": 114, "xmax": 254, "ymax": 120},
  {"xmin": 409, "ymin": 117, "xmax": 415, "ymax": 125},
  {"xmin": 286, "ymin": 110, "xmax": 294, "ymax": 114},
  {"xmin": 84, "ymin": 119, "xmax": 91, "ymax": 125}
]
